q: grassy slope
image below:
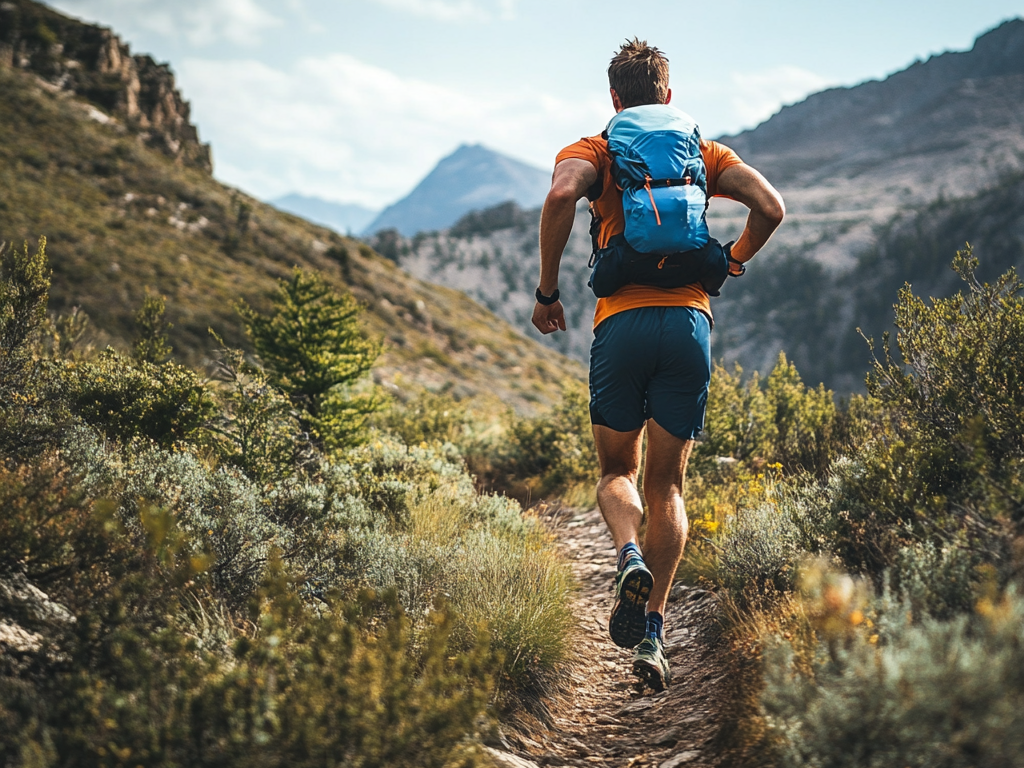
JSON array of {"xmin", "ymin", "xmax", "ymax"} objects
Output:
[{"xmin": 0, "ymin": 65, "xmax": 583, "ymax": 412}]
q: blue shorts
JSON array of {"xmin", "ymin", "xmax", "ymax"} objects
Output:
[{"xmin": 589, "ymin": 306, "xmax": 711, "ymax": 441}]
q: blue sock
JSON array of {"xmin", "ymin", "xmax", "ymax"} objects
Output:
[
  {"xmin": 646, "ymin": 611, "xmax": 664, "ymax": 640},
  {"xmin": 617, "ymin": 542, "xmax": 642, "ymax": 571}
]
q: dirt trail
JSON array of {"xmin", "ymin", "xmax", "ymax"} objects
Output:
[{"xmin": 495, "ymin": 507, "xmax": 734, "ymax": 768}]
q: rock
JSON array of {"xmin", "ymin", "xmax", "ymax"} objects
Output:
[
  {"xmin": 483, "ymin": 729, "xmax": 513, "ymax": 750},
  {"xmin": 565, "ymin": 736, "xmax": 592, "ymax": 756},
  {"xmin": 615, "ymin": 699, "xmax": 654, "ymax": 716},
  {"xmin": 485, "ymin": 748, "xmax": 542, "ymax": 768},
  {"xmin": 0, "ymin": 572, "xmax": 75, "ymax": 625},
  {"xmin": 659, "ymin": 751, "xmax": 700, "ymax": 768},
  {"xmin": 0, "ymin": 619, "xmax": 43, "ymax": 652},
  {"xmin": 651, "ymin": 726, "xmax": 681, "ymax": 746},
  {"xmin": 536, "ymin": 753, "xmax": 564, "ymax": 766},
  {"xmin": 668, "ymin": 582, "xmax": 688, "ymax": 603}
]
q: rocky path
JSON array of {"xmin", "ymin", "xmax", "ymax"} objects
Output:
[{"xmin": 494, "ymin": 507, "xmax": 734, "ymax": 768}]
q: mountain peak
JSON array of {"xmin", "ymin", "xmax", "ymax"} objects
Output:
[
  {"xmin": 364, "ymin": 144, "xmax": 550, "ymax": 236},
  {"xmin": 969, "ymin": 17, "xmax": 1024, "ymax": 74}
]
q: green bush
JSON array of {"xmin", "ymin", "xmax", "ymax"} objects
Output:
[
  {"xmin": 132, "ymin": 294, "xmax": 173, "ymax": 364},
  {"xmin": 206, "ymin": 343, "xmax": 308, "ymax": 483},
  {"xmin": 687, "ymin": 251, "xmax": 1024, "ymax": 767},
  {"xmin": 479, "ymin": 381, "xmax": 598, "ymax": 501},
  {"xmin": 821, "ymin": 248, "xmax": 1024, "ymax": 576},
  {"xmin": 331, "ymin": 437, "xmax": 573, "ymax": 700},
  {"xmin": 2, "ymin": 514, "xmax": 494, "ymax": 768},
  {"xmin": 0, "ymin": 238, "xmax": 49, "ymax": 396},
  {"xmin": 48, "ymin": 349, "xmax": 216, "ymax": 448},
  {"xmin": 710, "ymin": 499, "xmax": 805, "ymax": 611},
  {"xmin": 694, "ymin": 354, "xmax": 840, "ymax": 477},
  {"xmin": 869, "ymin": 246, "xmax": 1024, "ymax": 473},
  {"xmin": 762, "ymin": 587, "xmax": 1024, "ymax": 768},
  {"xmin": 0, "ymin": 235, "xmax": 576, "ymax": 764},
  {"xmin": 374, "ymin": 388, "xmax": 472, "ymax": 447}
]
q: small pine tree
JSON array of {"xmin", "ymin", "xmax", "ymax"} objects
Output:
[
  {"xmin": 132, "ymin": 294, "xmax": 173, "ymax": 364},
  {"xmin": 238, "ymin": 268, "xmax": 382, "ymax": 449}
]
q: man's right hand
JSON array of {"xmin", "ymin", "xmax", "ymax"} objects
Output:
[{"xmin": 532, "ymin": 300, "xmax": 566, "ymax": 334}]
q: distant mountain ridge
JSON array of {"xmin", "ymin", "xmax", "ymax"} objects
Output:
[
  {"xmin": 726, "ymin": 18, "xmax": 1024, "ymax": 166},
  {"xmin": 271, "ymin": 194, "xmax": 378, "ymax": 235},
  {"xmin": 364, "ymin": 143, "xmax": 550, "ymax": 236},
  {"xmin": 720, "ymin": 18, "xmax": 1024, "ymax": 202},
  {"xmin": 709, "ymin": 16, "xmax": 1024, "ymax": 389}
]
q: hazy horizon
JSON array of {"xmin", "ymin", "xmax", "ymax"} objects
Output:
[{"xmin": 44, "ymin": 0, "xmax": 1024, "ymax": 209}]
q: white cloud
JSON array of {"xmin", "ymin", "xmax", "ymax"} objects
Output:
[
  {"xmin": 728, "ymin": 65, "xmax": 835, "ymax": 128},
  {"xmin": 366, "ymin": 0, "xmax": 518, "ymax": 23},
  {"xmin": 51, "ymin": 0, "xmax": 281, "ymax": 47},
  {"xmin": 178, "ymin": 54, "xmax": 607, "ymax": 207}
]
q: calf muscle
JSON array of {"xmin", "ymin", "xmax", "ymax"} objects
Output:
[{"xmin": 594, "ymin": 420, "xmax": 692, "ymax": 614}]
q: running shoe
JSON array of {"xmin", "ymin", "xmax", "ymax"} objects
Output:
[
  {"xmin": 608, "ymin": 552, "xmax": 654, "ymax": 648},
  {"xmin": 632, "ymin": 632, "xmax": 671, "ymax": 691}
]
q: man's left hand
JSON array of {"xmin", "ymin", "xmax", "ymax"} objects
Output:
[{"xmin": 532, "ymin": 300, "xmax": 566, "ymax": 334}]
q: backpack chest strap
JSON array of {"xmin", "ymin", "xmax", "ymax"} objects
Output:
[{"xmin": 643, "ymin": 178, "xmax": 696, "ymax": 188}]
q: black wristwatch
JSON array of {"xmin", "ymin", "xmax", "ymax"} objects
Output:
[
  {"xmin": 725, "ymin": 242, "xmax": 746, "ymax": 277},
  {"xmin": 535, "ymin": 287, "xmax": 560, "ymax": 305}
]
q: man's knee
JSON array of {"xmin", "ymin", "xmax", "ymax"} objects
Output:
[
  {"xmin": 644, "ymin": 477, "xmax": 684, "ymax": 502},
  {"xmin": 597, "ymin": 467, "xmax": 639, "ymax": 489}
]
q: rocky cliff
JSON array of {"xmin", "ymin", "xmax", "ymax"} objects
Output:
[{"xmin": 0, "ymin": 0, "xmax": 211, "ymax": 171}]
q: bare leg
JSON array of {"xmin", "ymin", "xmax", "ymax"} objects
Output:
[
  {"xmin": 592, "ymin": 424, "xmax": 645, "ymax": 553},
  {"xmin": 641, "ymin": 419, "xmax": 692, "ymax": 615}
]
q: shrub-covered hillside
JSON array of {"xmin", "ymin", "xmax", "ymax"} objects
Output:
[
  {"xmin": 0, "ymin": 239, "xmax": 576, "ymax": 766},
  {"xmin": 0, "ymin": 18, "xmax": 583, "ymax": 413},
  {"xmin": 676, "ymin": 247, "xmax": 1024, "ymax": 767}
]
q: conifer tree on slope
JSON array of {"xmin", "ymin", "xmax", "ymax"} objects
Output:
[{"xmin": 238, "ymin": 268, "xmax": 382, "ymax": 449}]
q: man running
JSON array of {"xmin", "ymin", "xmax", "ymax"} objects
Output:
[{"xmin": 532, "ymin": 39, "xmax": 785, "ymax": 690}]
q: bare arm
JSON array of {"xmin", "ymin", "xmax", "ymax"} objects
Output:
[
  {"xmin": 715, "ymin": 163, "xmax": 785, "ymax": 274},
  {"xmin": 532, "ymin": 158, "xmax": 598, "ymax": 334}
]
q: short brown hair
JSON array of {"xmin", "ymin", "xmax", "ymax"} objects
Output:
[{"xmin": 608, "ymin": 39, "xmax": 669, "ymax": 109}]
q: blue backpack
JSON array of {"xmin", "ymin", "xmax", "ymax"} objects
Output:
[{"xmin": 605, "ymin": 104, "xmax": 709, "ymax": 254}]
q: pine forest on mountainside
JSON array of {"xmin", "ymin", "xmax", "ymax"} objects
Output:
[{"xmin": 4, "ymin": 2, "xmax": 1024, "ymax": 768}]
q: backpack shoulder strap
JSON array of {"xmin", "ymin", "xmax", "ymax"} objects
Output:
[{"xmin": 588, "ymin": 205, "xmax": 602, "ymax": 267}]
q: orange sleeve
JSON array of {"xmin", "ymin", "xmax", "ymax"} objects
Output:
[
  {"xmin": 556, "ymin": 136, "xmax": 606, "ymax": 174},
  {"xmin": 701, "ymin": 140, "xmax": 743, "ymax": 198}
]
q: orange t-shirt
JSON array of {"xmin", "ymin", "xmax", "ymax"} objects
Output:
[{"xmin": 555, "ymin": 135, "xmax": 743, "ymax": 329}]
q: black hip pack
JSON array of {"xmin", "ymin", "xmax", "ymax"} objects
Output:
[{"xmin": 587, "ymin": 231, "xmax": 730, "ymax": 299}]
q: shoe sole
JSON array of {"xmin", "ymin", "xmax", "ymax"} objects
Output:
[
  {"xmin": 632, "ymin": 656, "xmax": 669, "ymax": 692},
  {"xmin": 609, "ymin": 566, "xmax": 654, "ymax": 648}
]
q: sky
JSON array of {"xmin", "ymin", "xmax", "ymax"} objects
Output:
[{"xmin": 47, "ymin": 0, "xmax": 1024, "ymax": 210}]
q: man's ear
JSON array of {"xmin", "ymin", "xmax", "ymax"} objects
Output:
[
  {"xmin": 610, "ymin": 88, "xmax": 624, "ymax": 113},
  {"xmin": 665, "ymin": 88, "xmax": 672, "ymax": 105}
]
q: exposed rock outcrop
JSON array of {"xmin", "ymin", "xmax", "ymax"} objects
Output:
[
  {"xmin": 0, "ymin": 0, "xmax": 212, "ymax": 171},
  {"xmin": 0, "ymin": 572, "xmax": 75, "ymax": 655}
]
